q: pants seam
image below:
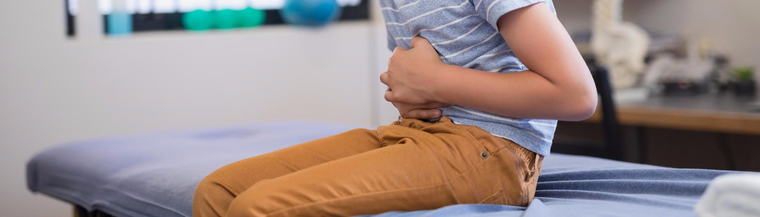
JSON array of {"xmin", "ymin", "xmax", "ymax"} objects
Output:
[
  {"xmin": 427, "ymin": 145, "xmax": 511, "ymax": 205},
  {"xmin": 376, "ymin": 122, "xmax": 461, "ymax": 204},
  {"xmin": 265, "ymin": 136, "xmax": 480, "ymax": 216},
  {"xmin": 443, "ymin": 145, "xmax": 507, "ymax": 183},
  {"xmin": 423, "ymin": 139, "xmax": 464, "ymax": 204},
  {"xmin": 215, "ymin": 181, "xmax": 241, "ymax": 196},
  {"xmin": 264, "ymin": 182, "xmax": 452, "ymax": 216},
  {"xmin": 267, "ymin": 155, "xmax": 299, "ymax": 172}
]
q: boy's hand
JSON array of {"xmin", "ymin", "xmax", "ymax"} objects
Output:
[
  {"xmin": 381, "ymin": 37, "xmax": 445, "ymax": 105},
  {"xmin": 392, "ymin": 102, "xmax": 449, "ymax": 119},
  {"xmin": 381, "ymin": 37, "xmax": 448, "ymax": 119},
  {"xmin": 385, "ymin": 86, "xmax": 450, "ymax": 119}
]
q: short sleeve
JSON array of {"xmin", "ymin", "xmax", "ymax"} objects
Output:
[{"xmin": 470, "ymin": 0, "xmax": 548, "ymax": 30}]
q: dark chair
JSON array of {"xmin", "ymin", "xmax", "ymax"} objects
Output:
[{"xmin": 551, "ymin": 58, "xmax": 624, "ymax": 161}]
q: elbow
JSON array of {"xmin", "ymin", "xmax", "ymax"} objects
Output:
[
  {"xmin": 562, "ymin": 86, "xmax": 598, "ymax": 121},
  {"xmin": 576, "ymin": 93, "xmax": 598, "ymax": 121}
]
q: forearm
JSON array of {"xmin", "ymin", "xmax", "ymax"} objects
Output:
[{"xmin": 431, "ymin": 64, "xmax": 597, "ymax": 121}]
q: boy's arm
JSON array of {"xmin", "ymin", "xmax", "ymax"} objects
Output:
[{"xmin": 381, "ymin": 3, "xmax": 597, "ymax": 121}]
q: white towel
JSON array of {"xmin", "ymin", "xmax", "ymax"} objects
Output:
[{"xmin": 695, "ymin": 173, "xmax": 760, "ymax": 217}]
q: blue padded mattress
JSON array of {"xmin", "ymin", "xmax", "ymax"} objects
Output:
[{"xmin": 27, "ymin": 121, "xmax": 732, "ymax": 217}]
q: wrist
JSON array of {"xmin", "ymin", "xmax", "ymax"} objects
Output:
[{"xmin": 428, "ymin": 63, "xmax": 454, "ymax": 104}]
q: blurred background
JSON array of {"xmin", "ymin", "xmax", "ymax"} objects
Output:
[{"xmin": 1, "ymin": 0, "xmax": 759, "ymax": 216}]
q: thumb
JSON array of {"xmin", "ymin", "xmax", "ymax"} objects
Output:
[
  {"xmin": 405, "ymin": 109, "xmax": 442, "ymax": 119},
  {"xmin": 410, "ymin": 37, "xmax": 433, "ymax": 50}
]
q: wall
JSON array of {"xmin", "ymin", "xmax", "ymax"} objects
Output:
[
  {"xmin": 0, "ymin": 1, "xmax": 377, "ymax": 216},
  {"xmin": 369, "ymin": 0, "xmax": 398, "ymax": 125}
]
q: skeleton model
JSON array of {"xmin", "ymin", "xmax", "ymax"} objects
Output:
[{"xmin": 591, "ymin": 0, "xmax": 650, "ymax": 89}]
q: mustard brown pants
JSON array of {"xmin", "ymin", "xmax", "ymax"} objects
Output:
[{"xmin": 193, "ymin": 117, "xmax": 543, "ymax": 217}]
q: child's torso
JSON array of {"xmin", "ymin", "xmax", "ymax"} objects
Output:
[
  {"xmin": 379, "ymin": 0, "xmax": 559, "ymax": 157},
  {"xmin": 379, "ymin": 0, "xmax": 528, "ymax": 73}
]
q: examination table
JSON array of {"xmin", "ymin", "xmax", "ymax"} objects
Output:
[{"xmin": 27, "ymin": 121, "xmax": 734, "ymax": 217}]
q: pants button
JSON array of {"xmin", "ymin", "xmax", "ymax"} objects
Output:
[{"xmin": 480, "ymin": 151, "xmax": 489, "ymax": 159}]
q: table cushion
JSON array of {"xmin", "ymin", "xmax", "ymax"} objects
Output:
[{"xmin": 27, "ymin": 121, "xmax": 734, "ymax": 217}]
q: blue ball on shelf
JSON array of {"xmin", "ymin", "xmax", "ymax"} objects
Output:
[{"xmin": 280, "ymin": 0, "xmax": 342, "ymax": 27}]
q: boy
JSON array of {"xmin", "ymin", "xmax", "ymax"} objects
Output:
[{"xmin": 194, "ymin": 0, "xmax": 597, "ymax": 216}]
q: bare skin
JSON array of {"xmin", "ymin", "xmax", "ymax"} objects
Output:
[{"xmin": 381, "ymin": 3, "xmax": 597, "ymax": 121}]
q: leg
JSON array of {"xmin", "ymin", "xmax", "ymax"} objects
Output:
[
  {"xmin": 226, "ymin": 118, "xmax": 541, "ymax": 216},
  {"xmin": 193, "ymin": 128, "xmax": 382, "ymax": 217}
]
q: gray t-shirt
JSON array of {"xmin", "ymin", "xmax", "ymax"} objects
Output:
[{"xmin": 380, "ymin": 0, "xmax": 558, "ymax": 156}]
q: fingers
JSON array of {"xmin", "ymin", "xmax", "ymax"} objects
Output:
[
  {"xmin": 411, "ymin": 37, "xmax": 433, "ymax": 50},
  {"xmin": 393, "ymin": 46, "xmax": 407, "ymax": 54},
  {"xmin": 390, "ymin": 47, "xmax": 406, "ymax": 68},
  {"xmin": 382, "ymin": 72, "xmax": 395, "ymax": 102},
  {"xmin": 380, "ymin": 72, "xmax": 389, "ymax": 85},
  {"xmin": 384, "ymin": 89, "xmax": 395, "ymax": 102},
  {"xmin": 404, "ymin": 109, "xmax": 442, "ymax": 119},
  {"xmin": 391, "ymin": 102, "xmax": 401, "ymax": 109},
  {"xmin": 394, "ymin": 101, "xmax": 446, "ymax": 119}
]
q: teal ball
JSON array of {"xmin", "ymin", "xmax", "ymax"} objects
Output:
[{"xmin": 280, "ymin": 0, "xmax": 342, "ymax": 27}]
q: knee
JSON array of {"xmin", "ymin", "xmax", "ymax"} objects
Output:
[
  {"xmin": 226, "ymin": 184, "xmax": 271, "ymax": 217},
  {"xmin": 194, "ymin": 172, "xmax": 224, "ymax": 202},
  {"xmin": 195, "ymin": 158, "xmax": 256, "ymax": 202},
  {"xmin": 193, "ymin": 168, "xmax": 237, "ymax": 215},
  {"xmin": 228, "ymin": 179, "xmax": 302, "ymax": 217}
]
